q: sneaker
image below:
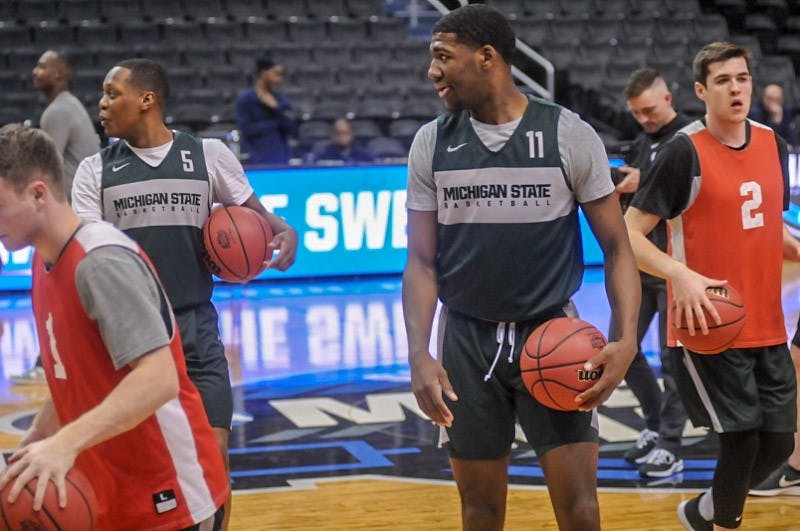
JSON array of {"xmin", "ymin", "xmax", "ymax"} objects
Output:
[
  {"xmin": 749, "ymin": 462, "xmax": 800, "ymax": 496},
  {"xmin": 9, "ymin": 366, "xmax": 46, "ymax": 385},
  {"xmin": 624, "ymin": 428, "xmax": 658, "ymax": 464},
  {"xmin": 639, "ymin": 448, "xmax": 684, "ymax": 478},
  {"xmin": 677, "ymin": 495, "xmax": 713, "ymax": 531}
]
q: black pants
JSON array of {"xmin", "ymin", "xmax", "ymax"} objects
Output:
[{"xmin": 610, "ymin": 280, "xmax": 687, "ymax": 455}]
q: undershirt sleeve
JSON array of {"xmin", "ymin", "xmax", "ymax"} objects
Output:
[
  {"xmin": 75, "ymin": 246, "xmax": 171, "ymax": 370},
  {"xmin": 405, "ymin": 120, "xmax": 438, "ymax": 212},
  {"xmin": 629, "ymin": 134, "xmax": 697, "ymax": 220}
]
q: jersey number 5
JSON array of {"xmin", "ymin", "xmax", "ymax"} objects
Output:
[
  {"xmin": 740, "ymin": 181, "xmax": 764, "ymax": 230},
  {"xmin": 181, "ymin": 150, "xmax": 194, "ymax": 172}
]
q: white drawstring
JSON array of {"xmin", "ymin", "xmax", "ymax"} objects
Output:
[
  {"xmin": 507, "ymin": 322, "xmax": 516, "ymax": 363},
  {"xmin": 484, "ymin": 322, "xmax": 506, "ymax": 381}
]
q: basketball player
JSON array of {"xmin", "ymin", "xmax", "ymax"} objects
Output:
[
  {"xmin": 613, "ymin": 68, "xmax": 692, "ymax": 479},
  {"xmin": 625, "ymin": 42, "xmax": 796, "ymax": 530},
  {"xmin": 402, "ymin": 5, "xmax": 640, "ymax": 530},
  {"xmin": 0, "ymin": 124, "xmax": 228, "ymax": 530},
  {"xmin": 71, "ymin": 59, "xmax": 299, "ymax": 528}
]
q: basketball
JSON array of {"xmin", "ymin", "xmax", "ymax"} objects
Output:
[
  {"xmin": 520, "ymin": 317, "xmax": 608, "ymax": 411},
  {"xmin": 671, "ymin": 284, "xmax": 746, "ymax": 355},
  {"xmin": 201, "ymin": 206, "xmax": 274, "ymax": 283},
  {"xmin": 0, "ymin": 468, "xmax": 97, "ymax": 530}
]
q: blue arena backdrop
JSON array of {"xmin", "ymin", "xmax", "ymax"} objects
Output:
[{"xmin": 1, "ymin": 155, "xmax": 797, "ymax": 291}]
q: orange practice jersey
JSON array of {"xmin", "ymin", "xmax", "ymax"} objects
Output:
[
  {"xmin": 666, "ymin": 122, "xmax": 786, "ymax": 348},
  {"xmin": 31, "ymin": 223, "xmax": 228, "ymax": 530}
]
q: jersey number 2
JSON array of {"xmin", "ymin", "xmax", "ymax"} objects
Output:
[{"xmin": 740, "ymin": 181, "xmax": 764, "ymax": 230}]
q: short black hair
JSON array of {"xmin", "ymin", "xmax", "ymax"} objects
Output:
[
  {"xmin": 432, "ymin": 4, "xmax": 516, "ymax": 64},
  {"xmin": 0, "ymin": 124, "xmax": 65, "ymax": 200},
  {"xmin": 624, "ymin": 68, "xmax": 663, "ymax": 99},
  {"xmin": 116, "ymin": 58, "xmax": 170, "ymax": 106}
]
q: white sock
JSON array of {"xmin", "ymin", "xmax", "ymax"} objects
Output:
[{"xmin": 698, "ymin": 488, "xmax": 714, "ymax": 521}]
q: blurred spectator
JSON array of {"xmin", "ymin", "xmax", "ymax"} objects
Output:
[
  {"xmin": 749, "ymin": 83, "xmax": 798, "ymax": 146},
  {"xmin": 33, "ymin": 49, "xmax": 100, "ymax": 196},
  {"xmin": 314, "ymin": 118, "xmax": 375, "ymax": 164},
  {"xmin": 235, "ymin": 53, "xmax": 296, "ymax": 165}
]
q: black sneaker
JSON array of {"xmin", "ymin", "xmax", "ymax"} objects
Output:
[
  {"xmin": 639, "ymin": 448, "xmax": 684, "ymax": 478},
  {"xmin": 749, "ymin": 462, "xmax": 800, "ymax": 496},
  {"xmin": 624, "ymin": 428, "xmax": 658, "ymax": 464},
  {"xmin": 677, "ymin": 495, "xmax": 712, "ymax": 531}
]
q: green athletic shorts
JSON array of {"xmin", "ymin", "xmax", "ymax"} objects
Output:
[
  {"xmin": 175, "ymin": 302, "xmax": 233, "ymax": 430},
  {"xmin": 669, "ymin": 344, "xmax": 796, "ymax": 433},
  {"xmin": 438, "ymin": 306, "xmax": 599, "ymax": 460}
]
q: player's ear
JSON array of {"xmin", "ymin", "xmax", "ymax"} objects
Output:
[
  {"xmin": 140, "ymin": 90, "xmax": 157, "ymax": 110},
  {"xmin": 478, "ymin": 45, "xmax": 496, "ymax": 69}
]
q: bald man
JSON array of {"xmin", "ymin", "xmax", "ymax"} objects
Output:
[
  {"xmin": 33, "ymin": 50, "xmax": 100, "ymax": 194},
  {"xmin": 612, "ymin": 68, "xmax": 693, "ymax": 480},
  {"xmin": 749, "ymin": 83, "xmax": 798, "ymax": 146}
]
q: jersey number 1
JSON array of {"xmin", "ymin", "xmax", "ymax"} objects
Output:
[{"xmin": 740, "ymin": 181, "xmax": 764, "ymax": 230}]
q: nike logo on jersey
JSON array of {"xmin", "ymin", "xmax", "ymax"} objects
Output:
[
  {"xmin": 778, "ymin": 475, "xmax": 800, "ymax": 488},
  {"xmin": 112, "ymin": 162, "xmax": 131, "ymax": 172},
  {"xmin": 447, "ymin": 143, "xmax": 468, "ymax": 153}
]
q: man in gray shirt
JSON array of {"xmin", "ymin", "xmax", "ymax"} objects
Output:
[
  {"xmin": 10, "ymin": 50, "xmax": 101, "ymax": 386},
  {"xmin": 33, "ymin": 49, "xmax": 100, "ymax": 195}
]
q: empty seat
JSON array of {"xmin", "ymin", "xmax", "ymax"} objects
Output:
[
  {"xmin": 297, "ymin": 120, "xmax": 333, "ymax": 146},
  {"xmin": 205, "ymin": 65, "xmax": 248, "ymax": 92},
  {"xmin": 388, "ymin": 118, "xmax": 422, "ymax": 147},
  {"xmin": 394, "ymin": 41, "xmax": 430, "ymax": 67},
  {"xmin": 757, "ymin": 55, "xmax": 796, "ymax": 85},
  {"xmin": 694, "ymin": 14, "xmax": 729, "ymax": 41},
  {"xmin": 569, "ymin": 63, "xmax": 606, "ymax": 88},
  {"xmin": 270, "ymin": 43, "xmax": 313, "ymax": 66},
  {"xmin": 512, "ymin": 18, "xmax": 548, "ymax": 48},
  {"xmin": 0, "ymin": 72, "xmax": 24, "ymax": 93},
  {"xmin": 61, "ymin": 0, "xmax": 101, "ymax": 22},
  {"xmin": 75, "ymin": 21, "xmax": 117, "ymax": 45},
  {"xmin": 328, "ymin": 18, "xmax": 368, "ymax": 41},
  {"xmin": 288, "ymin": 19, "xmax": 328, "ymax": 42},
  {"xmin": 204, "ymin": 20, "xmax": 246, "ymax": 41},
  {"xmin": 541, "ymin": 43, "xmax": 578, "ymax": 70},
  {"xmin": 367, "ymin": 136, "xmax": 407, "ymax": 159},
  {"xmin": 265, "ymin": 0, "xmax": 307, "ymax": 20},
  {"xmin": 488, "ymin": 0, "xmax": 524, "ymax": 18},
  {"xmin": 547, "ymin": 17, "xmax": 586, "ymax": 46},
  {"xmin": 141, "ymin": 0, "xmax": 185, "ymax": 22},
  {"xmin": 523, "ymin": 0, "xmax": 561, "ymax": 17},
  {"xmin": 307, "ymin": 0, "xmax": 348, "ymax": 19},
  {"xmin": 162, "ymin": 21, "xmax": 204, "ymax": 44},
  {"xmin": 31, "ymin": 21, "xmax": 75, "ymax": 46},
  {"xmin": 352, "ymin": 46, "xmax": 392, "ymax": 68},
  {"xmin": 610, "ymin": 40, "xmax": 649, "ymax": 66},
  {"xmin": 560, "ymin": 0, "xmax": 596, "ymax": 17},
  {"xmin": 17, "ymin": 0, "xmax": 60, "ymax": 23},
  {"xmin": 349, "ymin": 118, "xmax": 383, "ymax": 141},
  {"xmin": 227, "ymin": 44, "xmax": 262, "ymax": 70},
  {"xmin": 244, "ymin": 19, "xmax": 289, "ymax": 44},
  {"xmin": 101, "ymin": 0, "xmax": 143, "ymax": 22},
  {"xmin": 6, "ymin": 47, "xmax": 42, "ymax": 73},
  {"xmin": 139, "ymin": 45, "xmax": 183, "ymax": 67},
  {"xmin": 619, "ymin": 16, "xmax": 657, "ymax": 42},
  {"xmin": 657, "ymin": 17, "xmax": 693, "ymax": 43},
  {"xmin": 119, "ymin": 21, "xmax": 160, "ymax": 42},
  {"xmin": 666, "ymin": 0, "xmax": 701, "ymax": 15},
  {"xmin": 0, "ymin": 23, "xmax": 31, "ymax": 48},
  {"xmin": 630, "ymin": 0, "xmax": 664, "ymax": 16},
  {"xmin": 346, "ymin": 0, "xmax": 385, "ymax": 17},
  {"xmin": 165, "ymin": 103, "xmax": 213, "ymax": 130},
  {"xmin": 72, "ymin": 69, "xmax": 107, "ymax": 98},
  {"xmin": 368, "ymin": 17, "xmax": 407, "ymax": 42},
  {"xmin": 187, "ymin": 0, "xmax": 226, "ymax": 21},
  {"xmin": 583, "ymin": 16, "xmax": 620, "ymax": 46},
  {"xmin": 95, "ymin": 45, "xmax": 136, "ymax": 70},
  {"xmin": 61, "ymin": 46, "xmax": 96, "ymax": 69},
  {"xmin": 168, "ymin": 66, "xmax": 205, "ymax": 93},
  {"xmin": 310, "ymin": 42, "xmax": 349, "ymax": 66},
  {"xmin": 292, "ymin": 65, "xmax": 337, "ymax": 90},
  {"xmin": 226, "ymin": 1, "xmax": 268, "ymax": 21}
]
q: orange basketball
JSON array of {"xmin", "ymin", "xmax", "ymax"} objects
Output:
[
  {"xmin": 671, "ymin": 284, "xmax": 746, "ymax": 355},
  {"xmin": 0, "ymin": 468, "xmax": 97, "ymax": 530},
  {"xmin": 201, "ymin": 205, "xmax": 274, "ymax": 283},
  {"xmin": 520, "ymin": 317, "xmax": 607, "ymax": 411}
]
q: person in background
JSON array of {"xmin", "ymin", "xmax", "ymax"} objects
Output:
[
  {"xmin": 749, "ymin": 83, "xmax": 798, "ymax": 146},
  {"xmin": 235, "ymin": 54, "xmax": 296, "ymax": 166},
  {"xmin": 613, "ymin": 68, "xmax": 692, "ymax": 481},
  {"xmin": 314, "ymin": 118, "xmax": 375, "ymax": 164},
  {"xmin": 9, "ymin": 49, "xmax": 101, "ymax": 386}
]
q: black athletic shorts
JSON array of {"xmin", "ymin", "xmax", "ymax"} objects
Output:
[
  {"xmin": 669, "ymin": 344, "xmax": 796, "ymax": 433},
  {"xmin": 438, "ymin": 305, "xmax": 599, "ymax": 460},
  {"xmin": 175, "ymin": 302, "xmax": 233, "ymax": 430}
]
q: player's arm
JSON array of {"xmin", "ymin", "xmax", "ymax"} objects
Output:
[
  {"xmin": 402, "ymin": 122, "xmax": 456, "ymax": 427},
  {"xmin": 18, "ymin": 396, "xmax": 60, "ymax": 448},
  {"xmin": 206, "ymin": 138, "xmax": 298, "ymax": 271},
  {"xmin": 71, "ymin": 155, "xmax": 103, "ymax": 220},
  {"xmin": 577, "ymin": 193, "xmax": 640, "ymax": 409}
]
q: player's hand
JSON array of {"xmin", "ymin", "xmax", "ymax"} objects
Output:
[
  {"xmin": 574, "ymin": 338, "xmax": 636, "ymax": 410},
  {"xmin": 265, "ymin": 226, "xmax": 298, "ymax": 271},
  {"xmin": 0, "ymin": 435, "xmax": 77, "ymax": 510},
  {"xmin": 670, "ymin": 267, "xmax": 726, "ymax": 336},
  {"xmin": 614, "ymin": 166, "xmax": 641, "ymax": 194},
  {"xmin": 409, "ymin": 351, "xmax": 457, "ymax": 428},
  {"xmin": 783, "ymin": 227, "xmax": 800, "ymax": 261}
]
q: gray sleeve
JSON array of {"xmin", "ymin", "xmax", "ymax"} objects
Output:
[
  {"xmin": 405, "ymin": 120, "xmax": 438, "ymax": 211},
  {"xmin": 557, "ymin": 108, "xmax": 615, "ymax": 203},
  {"xmin": 75, "ymin": 246, "xmax": 171, "ymax": 370},
  {"xmin": 39, "ymin": 106, "xmax": 69, "ymax": 155}
]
